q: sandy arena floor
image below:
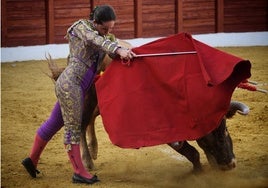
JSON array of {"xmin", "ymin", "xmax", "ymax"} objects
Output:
[{"xmin": 1, "ymin": 46, "xmax": 268, "ymax": 187}]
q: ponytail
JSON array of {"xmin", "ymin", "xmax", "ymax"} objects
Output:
[{"xmin": 89, "ymin": 6, "xmax": 99, "ymax": 20}]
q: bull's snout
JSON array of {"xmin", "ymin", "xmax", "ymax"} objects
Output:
[
  {"xmin": 219, "ymin": 158, "xmax": 236, "ymax": 170},
  {"xmin": 227, "ymin": 158, "xmax": 236, "ymax": 169}
]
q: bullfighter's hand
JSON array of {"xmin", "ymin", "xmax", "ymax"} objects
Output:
[{"xmin": 117, "ymin": 48, "xmax": 136, "ymax": 66}]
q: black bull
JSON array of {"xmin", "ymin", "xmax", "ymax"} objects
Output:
[{"xmin": 80, "ymin": 84, "xmax": 249, "ymax": 172}]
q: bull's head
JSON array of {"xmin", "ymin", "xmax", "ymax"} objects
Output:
[{"xmin": 196, "ymin": 101, "xmax": 249, "ymax": 170}]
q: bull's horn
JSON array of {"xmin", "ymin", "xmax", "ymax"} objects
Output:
[{"xmin": 226, "ymin": 101, "xmax": 250, "ymax": 118}]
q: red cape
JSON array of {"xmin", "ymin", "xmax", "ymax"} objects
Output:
[{"xmin": 95, "ymin": 33, "xmax": 251, "ymax": 148}]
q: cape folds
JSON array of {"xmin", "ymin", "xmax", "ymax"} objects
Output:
[{"xmin": 95, "ymin": 33, "xmax": 251, "ymax": 148}]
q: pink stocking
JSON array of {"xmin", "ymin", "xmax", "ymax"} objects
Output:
[
  {"xmin": 66, "ymin": 144, "xmax": 93, "ymax": 179},
  {"xmin": 29, "ymin": 134, "xmax": 48, "ymax": 167}
]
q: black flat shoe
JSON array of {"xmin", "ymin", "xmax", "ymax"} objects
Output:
[
  {"xmin": 72, "ymin": 173, "xmax": 100, "ymax": 184},
  {"xmin": 21, "ymin": 157, "xmax": 40, "ymax": 178}
]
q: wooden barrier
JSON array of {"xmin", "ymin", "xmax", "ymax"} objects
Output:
[{"xmin": 1, "ymin": 0, "xmax": 267, "ymax": 47}]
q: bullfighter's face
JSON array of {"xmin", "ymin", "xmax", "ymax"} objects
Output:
[{"xmin": 94, "ymin": 20, "xmax": 115, "ymax": 36}]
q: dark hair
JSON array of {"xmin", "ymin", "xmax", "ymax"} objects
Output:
[{"xmin": 89, "ymin": 5, "xmax": 116, "ymax": 24}]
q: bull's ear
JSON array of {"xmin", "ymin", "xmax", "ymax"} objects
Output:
[{"xmin": 226, "ymin": 101, "xmax": 249, "ymax": 119}]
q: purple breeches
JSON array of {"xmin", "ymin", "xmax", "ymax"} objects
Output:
[
  {"xmin": 37, "ymin": 63, "xmax": 96, "ymax": 142},
  {"xmin": 37, "ymin": 102, "xmax": 63, "ymax": 141}
]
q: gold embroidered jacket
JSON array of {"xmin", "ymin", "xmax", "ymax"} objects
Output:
[{"xmin": 65, "ymin": 19, "xmax": 119, "ymax": 71}]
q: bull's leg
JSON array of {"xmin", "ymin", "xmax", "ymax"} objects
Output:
[
  {"xmin": 81, "ymin": 94, "xmax": 95, "ymax": 170},
  {"xmin": 168, "ymin": 141, "xmax": 202, "ymax": 173},
  {"xmin": 86, "ymin": 106, "xmax": 99, "ymax": 160},
  {"xmin": 81, "ymin": 122, "xmax": 95, "ymax": 170}
]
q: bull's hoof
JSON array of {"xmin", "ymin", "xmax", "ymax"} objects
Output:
[
  {"xmin": 72, "ymin": 173, "xmax": 100, "ymax": 184},
  {"xmin": 192, "ymin": 166, "xmax": 203, "ymax": 174},
  {"xmin": 21, "ymin": 157, "xmax": 40, "ymax": 178},
  {"xmin": 83, "ymin": 160, "xmax": 95, "ymax": 170}
]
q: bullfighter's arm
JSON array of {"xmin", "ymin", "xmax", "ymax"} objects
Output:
[{"xmin": 68, "ymin": 20, "xmax": 120, "ymax": 55}]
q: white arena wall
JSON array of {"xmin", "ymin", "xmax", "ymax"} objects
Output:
[{"xmin": 1, "ymin": 32, "xmax": 268, "ymax": 63}]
